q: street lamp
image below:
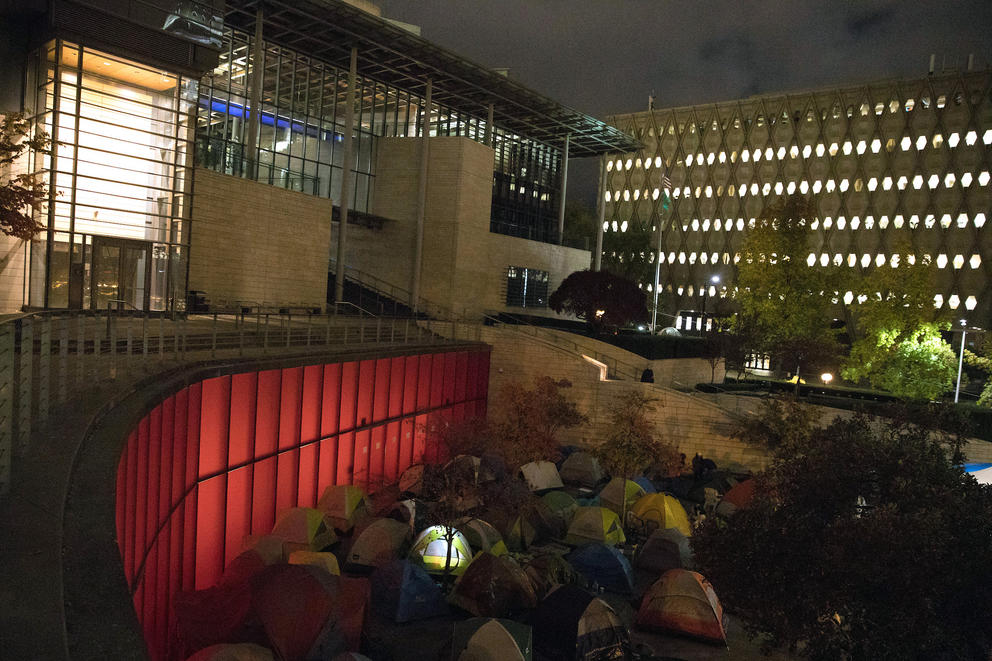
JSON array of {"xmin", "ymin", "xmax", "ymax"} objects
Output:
[
  {"xmin": 701, "ymin": 275, "xmax": 720, "ymax": 331},
  {"xmin": 954, "ymin": 320, "xmax": 986, "ymax": 403},
  {"xmin": 821, "ymin": 372, "xmax": 833, "ymax": 385}
]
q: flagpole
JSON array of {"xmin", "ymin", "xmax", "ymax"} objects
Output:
[{"xmin": 651, "ymin": 171, "xmax": 671, "ymax": 332}]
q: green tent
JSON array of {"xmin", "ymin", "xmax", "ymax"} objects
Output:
[{"xmin": 408, "ymin": 525, "xmax": 473, "ymax": 576}]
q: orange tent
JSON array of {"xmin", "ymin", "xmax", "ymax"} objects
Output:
[
  {"xmin": 715, "ymin": 479, "xmax": 756, "ymax": 518},
  {"xmin": 636, "ymin": 569, "xmax": 727, "ymax": 644}
]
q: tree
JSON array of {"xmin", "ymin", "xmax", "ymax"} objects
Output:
[
  {"xmin": 594, "ymin": 391, "xmax": 680, "ymax": 481},
  {"xmin": 965, "ymin": 336, "xmax": 992, "ymax": 406},
  {"xmin": 734, "ymin": 195, "xmax": 844, "ymax": 383},
  {"xmin": 1, "ymin": 112, "xmax": 50, "ymax": 239},
  {"xmin": 561, "ymin": 199, "xmax": 598, "ymax": 250},
  {"xmin": 601, "ymin": 220, "xmax": 657, "ymax": 285},
  {"xmin": 694, "ymin": 402, "xmax": 992, "ymax": 660},
  {"xmin": 549, "ymin": 269, "xmax": 647, "ymax": 334},
  {"xmin": 842, "ymin": 250, "xmax": 956, "ymax": 400}
]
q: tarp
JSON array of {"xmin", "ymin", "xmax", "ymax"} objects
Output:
[
  {"xmin": 566, "ymin": 543, "xmax": 634, "ymax": 594},
  {"xmin": 519, "ymin": 461, "xmax": 564, "ymax": 493},
  {"xmin": 185, "ymin": 643, "xmax": 274, "ymax": 661},
  {"xmin": 965, "ymin": 463, "xmax": 992, "ymax": 485},
  {"xmin": 347, "ymin": 518, "xmax": 411, "ymax": 569},
  {"xmin": 541, "ymin": 491, "xmax": 579, "ymax": 532},
  {"xmin": 521, "ymin": 553, "xmax": 581, "ymax": 599},
  {"xmin": 448, "ymin": 552, "xmax": 538, "ymax": 618},
  {"xmin": 270, "ymin": 507, "xmax": 338, "ymax": 553},
  {"xmin": 457, "ymin": 517, "xmax": 508, "ymax": 556},
  {"xmin": 715, "ymin": 479, "xmax": 756, "ymax": 518},
  {"xmin": 288, "ymin": 550, "xmax": 341, "ymax": 576},
  {"xmin": 636, "ymin": 569, "xmax": 727, "ymax": 644},
  {"xmin": 409, "ymin": 525, "xmax": 473, "ymax": 576},
  {"xmin": 558, "ymin": 452, "xmax": 605, "ymax": 489},
  {"xmin": 565, "ymin": 507, "xmax": 626, "ymax": 547},
  {"xmin": 371, "ymin": 559, "xmax": 449, "ymax": 623},
  {"xmin": 635, "ymin": 528, "xmax": 693, "ymax": 575},
  {"xmin": 318, "ymin": 485, "xmax": 369, "ymax": 532},
  {"xmin": 451, "ymin": 618, "xmax": 532, "ymax": 661},
  {"xmin": 628, "ymin": 493, "xmax": 692, "ymax": 537},
  {"xmin": 531, "ymin": 585, "xmax": 630, "ymax": 661},
  {"xmin": 598, "ymin": 478, "xmax": 647, "ymax": 519}
]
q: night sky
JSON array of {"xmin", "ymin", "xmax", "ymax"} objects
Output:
[{"xmin": 376, "ymin": 0, "xmax": 992, "ymax": 205}]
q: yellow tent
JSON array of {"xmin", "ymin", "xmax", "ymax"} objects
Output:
[
  {"xmin": 317, "ymin": 484, "xmax": 369, "ymax": 531},
  {"xmin": 629, "ymin": 493, "xmax": 691, "ymax": 537},
  {"xmin": 598, "ymin": 477, "xmax": 646, "ymax": 518},
  {"xmin": 408, "ymin": 525, "xmax": 473, "ymax": 576},
  {"xmin": 270, "ymin": 507, "xmax": 338, "ymax": 553},
  {"xmin": 564, "ymin": 506, "xmax": 626, "ymax": 546}
]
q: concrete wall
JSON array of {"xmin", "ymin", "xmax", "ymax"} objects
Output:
[
  {"xmin": 0, "ymin": 234, "xmax": 27, "ymax": 313},
  {"xmin": 189, "ymin": 168, "xmax": 332, "ymax": 309},
  {"xmin": 349, "ymin": 135, "xmax": 590, "ymax": 317}
]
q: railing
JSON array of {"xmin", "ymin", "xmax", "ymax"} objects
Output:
[{"xmin": 0, "ymin": 308, "xmax": 477, "ymax": 496}]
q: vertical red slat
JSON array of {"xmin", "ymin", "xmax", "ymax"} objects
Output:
[
  {"xmin": 417, "ymin": 355, "xmax": 432, "ymax": 410},
  {"xmin": 317, "ymin": 435, "xmax": 339, "ymax": 494},
  {"xmin": 301, "ymin": 365, "xmax": 323, "ymax": 443},
  {"xmin": 195, "ymin": 475, "xmax": 226, "ymax": 589},
  {"xmin": 321, "ymin": 363, "xmax": 342, "ymax": 437},
  {"xmin": 388, "ymin": 356, "xmax": 405, "ymax": 418},
  {"xmin": 146, "ymin": 405, "xmax": 162, "ymax": 548},
  {"xmin": 454, "ymin": 352, "xmax": 468, "ymax": 403},
  {"xmin": 279, "ymin": 367, "xmax": 303, "ymax": 451},
  {"xmin": 182, "ymin": 490, "xmax": 198, "ymax": 592},
  {"xmin": 369, "ymin": 425, "xmax": 386, "ymax": 491},
  {"xmin": 155, "ymin": 525, "xmax": 170, "ymax": 657},
  {"xmin": 124, "ymin": 431, "xmax": 138, "ymax": 581},
  {"xmin": 135, "ymin": 416, "xmax": 150, "ymax": 573},
  {"xmin": 430, "ymin": 353, "xmax": 445, "ymax": 408},
  {"xmin": 251, "ymin": 457, "xmax": 278, "ymax": 535},
  {"xmin": 400, "ymin": 418, "xmax": 415, "ymax": 472},
  {"xmin": 297, "ymin": 443, "xmax": 319, "ymax": 507},
  {"xmin": 159, "ymin": 397, "xmax": 175, "ymax": 528},
  {"xmin": 115, "ymin": 440, "xmax": 128, "ymax": 562},
  {"xmin": 373, "ymin": 358, "xmax": 390, "ymax": 422},
  {"xmin": 356, "ymin": 360, "xmax": 375, "ymax": 427},
  {"xmin": 225, "ymin": 466, "xmax": 252, "ymax": 566},
  {"xmin": 413, "ymin": 414, "xmax": 428, "ymax": 463},
  {"xmin": 229, "ymin": 373, "xmax": 258, "ymax": 468},
  {"xmin": 185, "ymin": 382, "xmax": 202, "ymax": 493},
  {"xmin": 403, "ymin": 356, "xmax": 419, "ymax": 414},
  {"xmin": 171, "ymin": 390, "xmax": 188, "ymax": 517},
  {"xmin": 443, "ymin": 352, "xmax": 457, "ymax": 405},
  {"xmin": 255, "ymin": 370, "xmax": 282, "ymax": 461},
  {"xmin": 339, "ymin": 361, "xmax": 358, "ymax": 432},
  {"xmin": 199, "ymin": 376, "xmax": 232, "ymax": 479},
  {"xmin": 276, "ymin": 447, "xmax": 300, "ymax": 513},
  {"xmin": 352, "ymin": 429, "xmax": 371, "ymax": 489},
  {"xmin": 336, "ymin": 432, "xmax": 355, "ymax": 484},
  {"xmin": 383, "ymin": 421, "xmax": 401, "ymax": 483}
]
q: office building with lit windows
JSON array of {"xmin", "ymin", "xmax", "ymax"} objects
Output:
[
  {"xmin": 0, "ymin": 0, "xmax": 635, "ymax": 316},
  {"xmin": 601, "ymin": 69, "xmax": 992, "ymax": 328}
]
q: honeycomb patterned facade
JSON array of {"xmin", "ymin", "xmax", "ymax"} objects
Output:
[{"xmin": 602, "ymin": 70, "xmax": 992, "ymax": 326}]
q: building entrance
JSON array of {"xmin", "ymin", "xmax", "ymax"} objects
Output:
[{"xmin": 91, "ymin": 238, "xmax": 152, "ymax": 311}]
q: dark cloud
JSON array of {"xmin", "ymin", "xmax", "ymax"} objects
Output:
[{"xmin": 846, "ymin": 5, "xmax": 896, "ymax": 36}]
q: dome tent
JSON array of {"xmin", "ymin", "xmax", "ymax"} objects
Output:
[
  {"xmin": 558, "ymin": 451, "xmax": 605, "ymax": 489},
  {"xmin": 347, "ymin": 518, "xmax": 411, "ymax": 570},
  {"xmin": 448, "ymin": 552, "xmax": 538, "ymax": 618},
  {"xmin": 318, "ymin": 484, "xmax": 369, "ymax": 532},
  {"xmin": 371, "ymin": 559, "xmax": 449, "ymax": 623},
  {"xmin": 636, "ymin": 569, "xmax": 727, "ymax": 644},
  {"xmin": 451, "ymin": 618, "xmax": 533, "ymax": 661},
  {"xmin": 635, "ymin": 528, "xmax": 693, "ymax": 575},
  {"xmin": 628, "ymin": 493, "xmax": 691, "ymax": 537},
  {"xmin": 531, "ymin": 584, "xmax": 631, "ymax": 661},
  {"xmin": 566, "ymin": 543, "xmax": 634, "ymax": 594},
  {"xmin": 408, "ymin": 525, "xmax": 473, "ymax": 576},
  {"xmin": 598, "ymin": 477, "xmax": 647, "ymax": 519},
  {"xmin": 565, "ymin": 506, "xmax": 626, "ymax": 547}
]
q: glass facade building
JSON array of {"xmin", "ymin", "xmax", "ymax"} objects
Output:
[{"xmin": 603, "ymin": 70, "xmax": 992, "ymax": 325}]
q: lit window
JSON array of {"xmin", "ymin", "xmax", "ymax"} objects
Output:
[
  {"xmin": 905, "ymin": 98, "xmax": 915, "ymax": 112},
  {"xmin": 765, "ymin": 147, "xmax": 773, "ymax": 160},
  {"xmin": 875, "ymin": 254, "xmax": 885, "ymax": 267},
  {"xmin": 837, "ymin": 216, "xmax": 847, "ymax": 230},
  {"xmin": 945, "ymin": 173, "xmax": 956, "ymax": 188},
  {"xmin": 948, "ymin": 132, "xmax": 960, "ymax": 148},
  {"xmin": 689, "ymin": 252, "xmax": 697, "ymax": 264},
  {"xmin": 978, "ymin": 171, "xmax": 991, "ymax": 186},
  {"xmin": 953, "ymin": 255, "xmax": 964, "ymax": 269},
  {"xmin": 897, "ymin": 176, "xmax": 908, "ymax": 190},
  {"xmin": 602, "ymin": 221, "xmax": 609, "ymax": 231},
  {"xmin": 762, "ymin": 183, "xmax": 771, "ymax": 196},
  {"xmin": 623, "ymin": 189, "xmax": 631, "ymax": 201},
  {"xmin": 984, "ymin": 130, "xmax": 992, "ymax": 145},
  {"xmin": 965, "ymin": 131, "xmax": 978, "ymax": 146},
  {"xmin": 694, "ymin": 186, "xmax": 701, "ymax": 198},
  {"xmin": 829, "ymin": 142, "xmax": 839, "ymax": 156},
  {"xmin": 615, "ymin": 159, "xmax": 623, "ymax": 170},
  {"xmin": 706, "ymin": 153, "xmax": 715, "ymax": 165},
  {"xmin": 800, "ymin": 180, "xmax": 809, "ymax": 194},
  {"xmin": 882, "ymin": 176, "xmax": 892, "ymax": 190},
  {"xmin": 848, "ymin": 254, "xmax": 857, "ymax": 267},
  {"xmin": 736, "ymin": 219, "xmax": 745, "ymax": 231},
  {"xmin": 874, "ymin": 102, "xmax": 884, "ymax": 115},
  {"xmin": 864, "ymin": 216, "xmax": 874, "ymax": 229},
  {"xmin": 961, "ymin": 172, "xmax": 973, "ymax": 187},
  {"xmin": 878, "ymin": 216, "xmax": 888, "ymax": 229},
  {"xmin": 890, "ymin": 254, "xmax": 900, "ymax": 268},
  {"xmin": 925, "ymin": 215, "xmax": 936, "ymax": 229},
  {"xmin": 810, "ymin": 219, "xmax": 819, "ymax": 230},
  {"xmin": 715, "ymin": 219, "xmax": 722, "ymax": 231},
  {"xmin": 655, "ymin": 156, "xmax": 663, "ymax": 168},
  {"xmin": 957, "ymin": 214, "xmax": 968, "ymax": 229},
  {"xmin": 816, "ymin": 143, "xmax": 825, "ymax": 157},
  {"xmin": 824, "ymin": 217, "xmax": 833, "ymax": 229},
  {"xmin": 621, "ymin": 220, "xmax": 629, "ymax": 232},
  {"xmin": 901, "ymin": 136, "xmax": 912, "ymax": 151},
  {"xmin": 612, "ymin": 221, "xmax": 618, "ymax": 231},
  {"xmin": 912, "ymin": 175, "xmax": 923, "ymax": 190},
  {"xmin": 834, "ymin": 253, "xmax": 843, "ymax": 266},
  {"xmin": 839, "ymin": 179, "xmax": 850, "ymax": 192},
  {"xmin": 820, "ymin": 254, "xmax": 829, "ymax": 267},
  {"xmin": 787, "ymin": 182, "xmax": 796, "ymax": 194},
  {"xmin": 851, "ymin": 217, "xmax": 860, "ymax": 230},
  {"xmin": 870, "ymin": 139, "xmax": 881, "ymax": 153},
  {"xmin": 705, "ymin": 185, "xmax": 713, "ymax": 198},
  {"xmin": 742, "ymin": 150, "xmax": 751, "ymax": 163},
  {"xmin": 605, "ymin": 191, "xmax": 612, "ymax": 202},
  {"xmin": 697, "ymin": 153, "xmax": 705, "ymax": 166},
  {"xmin": 889, "ymin": 99, "xmax": 899, "ymax": 113},
  {"xmin": 750, "ymin": 183, "xmax": 759, "ymax": 195},
  {"xmin": 702, "ymin": 219, "xmax": 710, "ymax": 231},
  {"xmin": 936, "ymin": 254, "xmax": 948, "ymax": 268},
  {"xmin": 856, "ymin": 140, "xmax": 866, "ymax": 155},
  {"xmin": 843, "ymin": 141, "xmax": 853, "ymax": 155},
  {"xmin": 844, "ymin": 291, "xmax": 854, "ymax": 304},
  {"xmin": 812, "ymin": 180, "xmax": 822, "ymax": 193},
  {"xmin": 934, "ymin": 294, "xmax": 943, "ymax": 308},
  {"xmin": 807, "ymin": 253, "xmax": 816, "ymax": 267},
  {"xmin": 861, "ymin": 254, "xmax": 871, "ymax": 267},
  {"xmin": 633, "ymin": 189, "xmax": 640, "ymax": 200},
  {"xmin": 777, "ymin": 147, "xmax": 786, "ymax": 160},
  {"xmin": 700, "ymin": 252, "xmax": 708, "ymax": 264},
  {"xmin": 937, "ymin": 95, "xmax": 946, "ymax": 109},
  {"xmin": 893, "ymin": 215, "xmax": 904, "ymax": 228},
  {"xmin": 672, "ymin": 187, "xmax": 681, "ymax": 198},
  {"xmin": 691, "ymin": 218, "xmax": 700, "ymax": 231},
  {"xmin": 940, "ymin": 214, "xmax": 952, "ymax": 229},
  {"xmin": 854, "ymin": 178, "xmax": 863, "ymax": 192},
  {"xmin": 971, "ymin": 255, "xmax": 982, "ymax": 269},
  {"xmin": 802, "ymin": 145, "xmax": 812, "ymax": 158},
  {"xmin": 975, "ymin": 214, "xmax": 986, "ymax": 228},
  {"xmin": 827, "ymin": 179, "xmax": 836, "ymax": 192},
  {"xmin": 719, "ymin": 151, "xmax": 726, "ymax": 163},
  {"xmin": 774, "ymin": 182, "xmax": 784, "ymax": 195},
  {"xmin": 625, "ymin": 158, "xmax": 633, "ymax": 170},
  {"xmin": 652, "ymin": 188, "xmax": 660, "ymax": 200},
  {"xmin": 928, "ymin": 174, "xmax": 939, "ymax": 189},
  {"xmin": 607, "ymin": 160, "xmax": 614, "ymax": 172},
  {"xmin": 678, "ymin": 252, "xmax": 686, "ymax": 263},
  {"xmin": 916, "ymin": 135, "xmax": 927, "ymax": 150},
  {"xmin": 886, "ymin": 138, "xmax": 896, "ymax": 152},
  {"xmin": 635, "ymin": 158, "xmax": 642, "ymax": 169},
  {"xmin": 909, "ymin": 215, "xmax": 920, "ymax": 229},
  {"xmin": 966, "ymin": 296, "xmax": 977, "ymax": 311},
  {"xmin": 644, "ymin": 158, "xmax": 651, "ymax": 170},
  {"xmin": 948, "ymin": 294, "xmax": 960, "ymax": 310}
]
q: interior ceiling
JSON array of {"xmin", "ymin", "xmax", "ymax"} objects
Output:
[{"xmin": 224, "ymin": 0, "xmax": 640, "ymax": 156}]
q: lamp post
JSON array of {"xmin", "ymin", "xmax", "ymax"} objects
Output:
[
  {"xmin": 701, "ymin": 275, "xmax": 720, "ymax": 332},
  {"xmin": 954, "ymin": 320, "xmax": 986, "ymax": 404}
]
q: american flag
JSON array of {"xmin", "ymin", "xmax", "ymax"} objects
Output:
[{"xmin": 661, "ymin": 173, "xmax": 673, "ymax": 192}]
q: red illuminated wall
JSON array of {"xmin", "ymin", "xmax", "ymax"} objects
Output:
[{"xmin": 114, "ymin": 348, "xmax": 490, "ymax": 659}]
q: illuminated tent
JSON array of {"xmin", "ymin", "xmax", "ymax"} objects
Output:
[
  {"xmin": 185, "ymin": 643, "xmax": 274, "ymax": 661},
  {"xmin": 558, "ymin": 451, "xmax": 605, "ymax": 489},
  {"xmin": 598, "ymin": 478, "xmax": 647, "ymax": 519},
  {"xmin": 635, "ymin": 528, "xmax": 693, "ymax": 575},
  {"xmin": 566, "ymin": 543, "xmax": 634, "ymax": 594},
  {"xmin": 531, "ymin": 585, "xmax": 631, "ymax": 661},
  {"xmin": 270, "ymin": 507, "xmax": 338, "ymax": 553},
  {"xmin": 448, "ymin": 552, "xmax": 538, "ymax": 618},
  {"xmin": 636, "ymin": 569, "xmax": 727, "ymax": 644},
  {"xmin": 457, "ymin": 517, "xmax": 508, "ymax": 556},
  {"xmin": 715, "ymin": 479, "xmax": 756, "ymax": 518},
  {"xmin": 541, "ymin": 490, "xmax": 579, "ymax": 532},
  {"xmin": 451, "ymin": 618, "xmax": 532, "ymax": 661},
  {"xmin": 371, "ymin": 559, "xmax": 449, "ymax": 623},
  {"xmin": 347, "ymin": 518, "xmax": 411, "ymax": 570},
  {"xmin": 288, "ymin": 550, "xmax": 341, "ymax": 576},
  {"xmin": 565, "ymin": 507, "xmax": 626, "ymax": 547},
  {"xmin": 628, "ymin": 493, "xmax": 691, "ymax": 537},
  {"xmin": 519, "ymin": 460, "xmax": 564, "ymax": 493},
  {"xmin": 408, "ymin": 525, "xmax": 473, "ymax": 576},
  {"xmin": 318, "ymin": 485, "xmax": 369, "ymax": 532}
]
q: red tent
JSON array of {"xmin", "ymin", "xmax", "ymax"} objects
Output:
[{"xmin": 636, "ymin": 569, "xmax": 727, "ymax": 644}]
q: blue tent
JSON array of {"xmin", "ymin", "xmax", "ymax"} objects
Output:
[
  {"xmin": 370, "ymin": 559, "xmax": 449, "ymax": 623},
  {"xmin": 566, "ymin": 544, "xmax": 634, "ymax": 594},
  {"xmin": 633, "ymin": 476, "xmax": 657, "ymax": 494}
]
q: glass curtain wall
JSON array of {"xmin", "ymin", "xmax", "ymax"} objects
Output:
[
  {"xmin": 196, "ymin": 29, "xmax": 563, "ymax": 242},
  {"xmin": 27, "ymin": 40, "xmax": 195, "ymax": 311}
]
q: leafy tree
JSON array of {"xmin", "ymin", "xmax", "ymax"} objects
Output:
[
  {"xmin": 965, "ymin": 337, "xmax": 992, "ymax": 406},
  {"xmin": 549, "ymin": 269, "xmax": 647, "ymax": 334},
  {"xmin": 694, "ymin": 402, "xmax": 992, "ymax": 660},
  {"xmin": 594, "ymin": 391, "xmax": 680, "ymax": 481},
  {"xmin": 842, "ymin": 251, "xmax": 956, "ymax": 400},
  {"xmin": 1, "ymin": 112, "xmax": 50, "ymax": 239},
  {"xmin": 734, "ymin": 195, "xmax": 844, "ymax": 383}
]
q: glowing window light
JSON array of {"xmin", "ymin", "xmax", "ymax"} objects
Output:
[
  {"xmin": 856, "ymin": 140, "xmax": 866, "ymax": 155},
  {"xmin": 620, "ymin": 220, "xmax": 629, "ymax": 232},
  {"xmin": 655, "ymin": 156, "xmax": 663, "ymax": 168},
  {"xmin": 928, "ymin": 174, "xmax": 940, "ymax": 189},
  {"xmin": 882, "ymin": 176, "xmax": 892, "ymax": 190},
  {"xmin": 916, "ymin": 135, "xmax": 927, "ymax": 150},
  {"xmin": 843, "ymin": 291, "xmax": 854, "ymax": 304},
  {"xmin": 971, "ymin": 255, "xmax": 982, "ymax": 269},
  {"xmin": 847, "ymin": 254, "xmax": 857, "ymax": 267},
  {"xmin": 774, "ymin": 182, "xmax": 784, "ymax": 195},
  {"xmin": 812, "ymin": 180, "xmax": 822, "ymax": 194},
  {"xmin": 897, "ymin": 176, "xmax": 908, "ymax": 190},
  {"xmin": 870, "ymin": 139, "xmax": 881, "ymax": 153},
  {"xmin": 842, "ymin": 141, "xmax": 852, "ymax": 155},
  {"xmin": 633, "ymin": 189, "xmax": 640, "ymax": 200},
  {"xmin": 606, "ymin": 160, "xmax": 614, "ymax": 171},
  {"xmin": 625, "ymin": 158, "xmax": 633, "ymax": 170},
  {"xmin": 799, "ymin": 180, "xmax": 808, "ymax": 194},
  {"xmin": 807, "ymin": 253, "xmax": 816, "ymax": 267},
  {"xmin": 777, "ymin": 147, "xmax": 786, "ymax": 160},
  {"xmin": 837, "ymin": 217, "xmax": 847, "ymax": 230},
  {"xmin": 977, "ymin": 214, "xmax": 987, "ymax": 229},
  {"xmin": 875, "ymin": 254, "xmax": 885, "ymax": 267},
  {"xmin": 961, "ymin": 172, "xmax": 973, "ymax": 187},
  {"xmin": 861, "ymin": 254, "xmax": 871, "ymax": 268},
  {"xmin": 826, "ymin": 179, "xmax": 836, "ymax": 192},
  {"xmin": 623, "ymin": 189, "xmax": 631, "ymax": 201},
  {"xmin": 719, "ymin": 151, "xmax": 726, "ymax": 163},
  {"xmin": 850, "ymin": 217, "xmax": 860, "ymax": 230},
  {"xmin": 867, "ymin": 178, "xmax": 878, "ymax": 192},
  {"xmin": 978, "ymin": 171, "xmax": 991, "ymax": 186},
  {"xmin": 839, "ymin": 179, "xmax": 849, "ymax": 192},
  {"xmin": 765, "ymin": 147, "xmax": 773, "ymax": 160},
  {"xmin": 611, "ymin": 221, "xmax": 618, "ymax": 231},
  {"xmin": 890, "ymin": 254, "xmax": 900, "ymax": 268},
  {"xmin": 936, "ymin": 254, "xmax": 948, "ymax": 269},
  {"xmin": 707, "ymin": 153, "xmax": 715, "ymax": 165},
  {"xmin": 742, "ymin": 150, "xmax": 750, "ymax": 163},
  {"xmin": 652, "ymin": 188, "xmax": 660, "ymax": 200},
  {"xmin": 901, "ymin": 136, "xmax": 912, "ymax": 151},
  {"xmin": 934, "ymin": 294, "xmax": 944, "ymax": 308},
  {"xmin": 953, "ymin": 255, "xmax": 964, "ymax": 269},
  {"xmin": 816, "ymin": 143, "xmax": 825, "ymax": 157},
  {"xmin": 820, "ymin": 254, "xmax": 829, "ymax": 267},
  {"xmin": 912, "ymin": 175, "xmax": 923, "ymax": 190},
  {"xmin": 965, "ymin": 130, "xmax": 978, "ymax": 146},
  {"xmin": 948, "ymin": 295, "xmax": 960, "ymax": 310},
  {"xmin": 966, "ymin": 296, "xmax": 977, "ymax": 311},
  {"xmin": 602, "ymin": 221, "xmax": 609, "ymax": 232},
  {"xmin": 823, "ymin": 217, "xmax": 833, "ymax": 229},
  {"xmin": 605, "ymin": 191, "xmax": 612, "ymax": 202},
  {"xmin": 802, "ymin": 145, "xmax": 811, "ymax": 158},
  {"xmin": 984, "ymin": 130, "xmax": 992, "ymax": 145},
  {"xmin": 736, "ymin": 219, "xmax": 745, "ymax": 231},
  {"xmin": 940, "ymin": 214, "xmax": 952, "ymax": 229},
  {"xmin": 909, "ymin": 215, "xmax": 920, "ymax": 229},
  {"xmin": 879, "ymin": 216, "xmax": 889, "ymax": 229}
]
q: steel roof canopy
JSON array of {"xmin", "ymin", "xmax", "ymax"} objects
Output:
[{"xmin": 224, "ymin": 0, "xmax": 640, "ymax": 157}]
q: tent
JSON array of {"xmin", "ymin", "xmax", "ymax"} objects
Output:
[
  {"xmin": 687, "ymin": 471, "xmax": 738, "ymax": 504},
  {"xmin": 457, "ymin": 517, "xmax": 508, "ymax": 556},
  {"xmin": 451, "ymin": 618, "xmax": 532, "ymax": 661},
  {"xmin": 384, "ymin": 498, "xmax": 419, "ymax": 533},
  {"xmin": 288, "ymin": 550, "xmax": 341, "ymax": 576},
  {"xmin": 332, "ymin": 654, "xmax": 374, "ymax": 661},
  {"xmin": 445, "ymin": 454, "xmax": 496, "ymax": 484},
  {"xmin": 174, "ymin": 582, "xmax": 257, "ymax": 659},
  {"xmin": 628, "ymin": 493, "xmax": 691, "ymax": 537},
  {"xmin": 566, "ymin": 543, "xmax": 634, "ymax": 594},
  {"xmin": 318, "ymin": 485, "xmax": 369, "ymax": 532},
  {"xmin": 564, "ymin": 507, "xmax": 626, "ymax": 547},
  {"xmin": 448, "ymin": 552, "xmax": 538, "ymax": 617},
  {"xmin": 598, "ymin": 478, "xmax": 647, "ymax": 519},
  {"xmin": 636, "ymin": 569, "xmax": 727, "ymax": 644},
  {"xmin": 530, "ymin": 585, "xmax": 630, "ymax": 661},
  {"xmin": 185, "ymin": 643, "xmax": 275, "ymax": 661},
  {"xmin": 371, "ymin": 559, "xmax": 449, "ymax": 623},
  {"xmin": 633, "ymin": 476, "xmax": 657, "ymax": 494},
  {"xmin": 408, "ymin": 525, "xmax": 473, "ymax": 576},
  {"xmin": 635, "ymin": 528, "xmax": 693, "ymax": 575},
  {"xmin": 521, "ymin": 552, "xmax": 581, "ymax": 599},
  {"xmin": 519, "ymin": 461, "xmax": 564, "ymax": 493},
  {"xmin": 558, "ymin": 452, "xmax": 605, "ymax": 489},
  {"xmin": 399, "ymin": 464, "xmax": 428, "ymax": 496},
  {"xmin": 541, "ymin": 490, "xmax": 579, "ymax": 532},
  {"xmin": 502, "ymin": 500, "xmax": 558, "ymax": 552},
  {"xmin": 965, "ymin": 463, "xmax": 992, "ymax": 485},
  {"xmin": 270, "ymin": 507, "xmax": 338, "ymax": 553},
  {"xmin": 347, "ymin": 518, "xmax": 411, "ymax": 570},
  {"xmin": 715, "ymin": 479, "xmax": 756, "ymax": 518}
]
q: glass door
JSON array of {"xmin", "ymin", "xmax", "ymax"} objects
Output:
[{"xmin": 91, "ymin": 238, "xmax": 151, "ymax": 311}]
